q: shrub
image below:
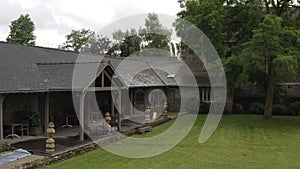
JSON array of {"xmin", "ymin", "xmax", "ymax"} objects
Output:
[
  {"xmin": 184, "ymin": 98, "xmax": 211, "ymax": 114},
  {"xmin": 29, "ymin": 112, "xmax": 42, "ymax": 127},
  {"xmin": 184, "ymin": 97, "xmax": 200, "ymax": 114},
  {"xmin": 248, "ymin": 103, "xmax": 264, "ymax": 115},
  {"xmin": 199, "ymin": 102, "xmax": 210, "ymax": 114},
  {"xmin": 288, "ymin": 101, "xmax": 300, "ymax": 116},
  {"xmin": 233, "ymin": 103, "xmax": 244, "ymax": 114},
  {"xmin": 0, "ymin": 142, "xmax": 12, "ymax": 153},
  {"xmin": 272, "ymin": 104, "xmax": 287, "ymax": 116}
]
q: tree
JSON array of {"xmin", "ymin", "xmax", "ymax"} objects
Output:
[
  {"xmin": 6, "ymin": 14, "xmax": 36, "ymax": 45},
  {"xmin": 111, "ymin": 13, "xmax": 172, "ymax": 57},
  {"xmin": 111, "ymin": 29, "xmax": 142, "ymax": 57},
  {"xmin": 176, "ymin": 0, "xmax": 226, "ymax": 56},
  {"xmin": 239, "ymin": 15, "xmax": 299, "ymax": 119},
  {"xmin": 176, "ymin": 0, "xmax": 300, "ymax": 117},
  {"xmin": 60, "ymin": 29, "xmax": 113, "ymax": 55},
  {"xmin": 59, "ymin": 29, "xmax": 94, "ymax": 52},
  {"xmin": 139, "ymin": 13, "xmax": 172, "ymax": 56},
  {"xmin": 82, "ymin": 34, "xmax": 112, "ymax": 55}
]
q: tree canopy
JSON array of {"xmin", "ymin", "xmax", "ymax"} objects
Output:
[
  {"xmin": 111, "ymin": 13, "xmax": 173, "ymax": 57},
  {"xmin": 59, "ymin": 13, "xmax": 172, "ymax": 57},
  {"xmin": 6, "ymin": 14, "xmax": 36, "ymax": 45},
  {"xmin": 176, "ymin": 0, "xmax": 300, "ymax": 118},
  {"xmin": 59, "ymin": 28, "xmax": 112, "ymax": 54},
  {"xmin": 59, "ymin": 28, "xmax": 94, "ymax": 52}
]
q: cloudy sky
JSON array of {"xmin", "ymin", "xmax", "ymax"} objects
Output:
[{"xmin": 0, "ymin": 0, "xmax": 181, "ymax": 48}]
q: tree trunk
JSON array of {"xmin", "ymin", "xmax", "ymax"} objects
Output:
[
  {"xmin": 264, "ymin": 67, "xmax": 276, "ymax": 119},
  {"xmin": 225, "ymin": 92, "xmax": 234, "ymax": 114}
]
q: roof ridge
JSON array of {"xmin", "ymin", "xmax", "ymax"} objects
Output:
[
  {"xmin": 36, "ymin": 61, "xmax": 107, "ymax": 65},
  {"xmin": 0, "ymin": 41, "xmax": 79, "ymax": 54}
]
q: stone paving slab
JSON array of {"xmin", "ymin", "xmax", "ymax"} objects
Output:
[{"xmin": 0, "ymin": 154, "xmax": 44, "ymax": 169}]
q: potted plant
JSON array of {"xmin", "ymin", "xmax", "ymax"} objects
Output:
[{"xmin": 28, "ymin": 112, "xmax": 43, "ymax": 136}]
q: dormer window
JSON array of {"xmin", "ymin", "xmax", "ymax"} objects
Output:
[{"xmin": 167, "ymin": 74, "xmax": 176, "ymax": 78}]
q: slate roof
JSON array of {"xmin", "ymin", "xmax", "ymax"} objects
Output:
[
  {"xmin": 120, "ymin": 56, "xmax": 210, "ymax": 87},
  {"xmin": 0, "ymin": 42, "xmax": 103, "ymax": 93},
  {"xmin": 37, "ymin": 63, "xmax": 107, "ymax": 91},
  {"xmin": 106, "ymin": 57, "xmax": 165, "ymax": 87},
  {"xmin": 0, "ymin": 42, "xmax": 209, "ymax": 93}
]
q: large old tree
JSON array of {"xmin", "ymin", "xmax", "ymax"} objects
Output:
[
  {"xmin": 239, "ymin": 15, "xmax": 299, "ymax": 119},
  {"xmin": 176, "ymin": 0, "xmax": 300, "ymax": 118}
]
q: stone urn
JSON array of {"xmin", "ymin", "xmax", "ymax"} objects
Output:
[
  {"xmin": 145, "ymin": 105, "xmax": 151, "ymax": 121},
  {"xmin": 45, "ymin": 122, "xmax": 55, "ymax": 152},
  {"xmin": 163, "ymin": 102, "xmax": 168, "ymax": 118},
  {"xmin": 105, "ymin": 112, "xmax": 111, "ymax": 123}
]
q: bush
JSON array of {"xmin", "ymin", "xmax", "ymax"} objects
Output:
[
  {"xmin": 184, "ymin": 97, "xmax": 200, "ymax": 114},
  {"xmin": 288, "ymin": 101, "xmax": 300, "ymax": 116},
  {"xmin": 199, "ymin": 102, "xmax": 210, "ymax": 114},
  {"xmin": 184, "ymin": 98, "xmax": 211, "ymax": 114},
  {"xmin": 248, "ymin": 103, "xmax": 264, "ymax": 115},
  {"xmin": 0, "ymin": 142, "xmax": 12, "ymax": 153},
  {"xmin": 29, "ymin": 112, "xmax": 42, "ymax": 127},
  {"xmin": 272, "ymin": 104, "xmax": 287, "ymax": 116},
  {"xmin": 233, "ymin": 103, "xmax": 244, "ymax": 114}
]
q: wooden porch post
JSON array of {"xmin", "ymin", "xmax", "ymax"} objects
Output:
[
  {"xmin": 118, "ymin": 90, "xmax": 121, "ymax": 131},
  {"xmin": 130, "ymin": 89, "xmax": 134, "ymax": 116},
  {"xmin": 79, "ymin": 92, "xmax": 85, "ymax": 141},
  {"xmin": 111, "ymin": 94, "xmax": 115, "ymax": 116},
  {"xmin": 44, "ymin": 93, "xmax": 49, "ymax": 136},
  {"xmin": 0, "ymin": 94, "xmax": 4, "ymax": 140}
]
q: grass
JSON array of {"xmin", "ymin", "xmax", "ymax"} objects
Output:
[{"xmin": 44, "ymin": 115, "xmax": 300, "ymax": 169}]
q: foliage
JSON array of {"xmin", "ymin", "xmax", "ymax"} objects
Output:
[
  {"xmin": 82, "ymin": 34, "xmax": 112, "ymax": 55},
  {"xmin": 28, "ymin": 112, "xmax": 42, "ymax": 127},
  {"xmin": 6, "ymin": 14, "xmax": 36, "ymax": 45},
  {"xmin": 248, "ymin": 103, "xmax": 265, "ymax": 115},
  {"xmin": 60, "ymin": 29, "xmax": 113, "ymax": 54},
  {"xmin": 288, "ymin": 101, "xmax": 300, "ymax": 116},
  {"xmin": 111, "ymin": 13, "xmax": 172, "ymax": 57},
  {"xmin": 111, "ymin": 29, "xmax": 142, "ymax": 57},
  {"xmin": 184, "ymin": 97, "xmax": 211, "ymax": 114},
  {"xmin": 59, "ymin": 28, "xmax": 94, "ymax": 52},
  {"xmin": 199, "ymin": 101, "xmax": 210, "ymax": 114},
  {"xmin": 233, "ymin": 103, "xmax": 244, "ymax": 114},
  {"xmin": 0, "ymin": 142, "xmax": 12, "ymax": 153},
  {"xmin": 176, "ymin": 0, "xmax": 226, "ymax": 55},
  {"xmin": 272, "ymin": 104, "xmax": 287, "ymax": 116},
  {"xmin": 239, "ymin": 14, "xmax": 299, "ymax": 118},
  {"xmin": 139, "ymin": 13, "xmax": 172, "ymax": 56},
  {"xmin": 184, "ymin": 97, "xmax": 199, "ymax": 114},
  {"xmin": 176, "ymin": 0, "xmax": 300, "ymax": 119}
]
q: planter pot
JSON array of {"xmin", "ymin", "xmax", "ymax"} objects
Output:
[{"xmin": 29, "ymin": 127, "xmax": 43, "ymax": 136}]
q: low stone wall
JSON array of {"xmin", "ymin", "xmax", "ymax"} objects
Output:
[
  {"xmin": 121, "ymin": 117, "xmax": 171, "ymax": 136},
  {"xmin": 20, "ymin": 117, "xmax": 174, "ymax": 169},
  {"xmin": 20, "ymin": 134, "xmax": 123, "ymax": 169}
]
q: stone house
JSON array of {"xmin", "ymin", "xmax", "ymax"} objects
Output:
[{"xmin": 0, "ymin": 42, "xmax": 212, "ymax": 140}]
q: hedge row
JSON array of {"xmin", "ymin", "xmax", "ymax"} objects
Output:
[{"xmin": 233, "ymin": 101, "xmax": 300, "ymax": 116}]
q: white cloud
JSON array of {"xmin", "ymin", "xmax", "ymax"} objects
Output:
[
  {"xmin": 0, "ymin": 0, "xmax": 181, "ymax": 48},
  {"xmin": 35, "ymin": 29, "xmax": 66, "ymax": 48}
]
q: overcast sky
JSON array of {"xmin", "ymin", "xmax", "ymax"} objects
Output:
[{"xmin": 0, "ymin": 0, "xmax": 181, "ymax": 48}]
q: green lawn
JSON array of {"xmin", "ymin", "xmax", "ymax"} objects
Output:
[{"xmin": 45, "ymin": 115, "xmax": 300, "ymax": 169}]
